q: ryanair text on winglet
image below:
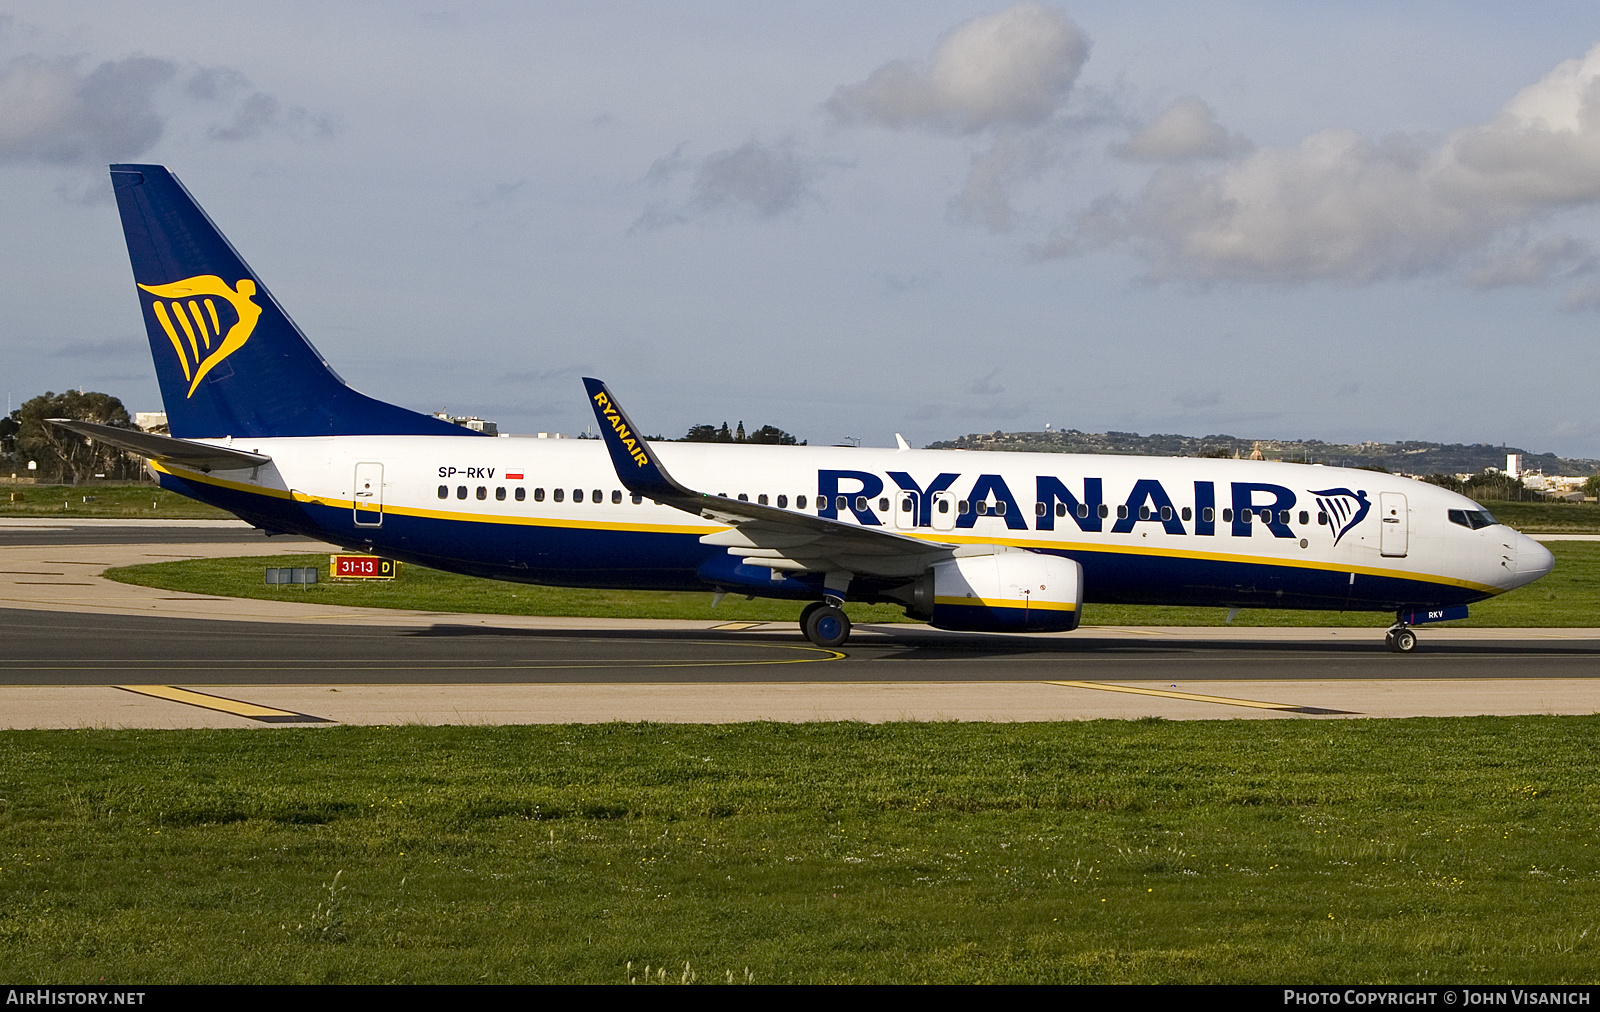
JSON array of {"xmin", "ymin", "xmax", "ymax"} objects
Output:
[{"xmin": 592, "ymin": 392, "xmax": 651, "ymax": 467}]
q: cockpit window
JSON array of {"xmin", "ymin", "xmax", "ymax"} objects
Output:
[{"xmin": 1448, "ymin": 508, "xmax": 1497, "ymax": 530}]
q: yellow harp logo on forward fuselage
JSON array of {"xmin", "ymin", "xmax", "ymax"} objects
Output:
[{"xmin": 138, "ymin": 275, "xmax": 262, "ymax": 397}]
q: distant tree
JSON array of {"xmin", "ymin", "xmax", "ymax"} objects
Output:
[
  {"xmin": 0, "ymin": 410, "xmax": 18, "ymax": 457},
  {"xmin": 1584, "ymin": 474, "xmax": 1600, "ymax": 499},
  {"xmin": 1421, "ymin": 473, "xmax": 1465, "ymax": 493},
  {"xmin": 14, "ymin": 391, "xmax": 139, "ymax": 483},
  {"xmin": 1463, "ymin": 470, "xmax": 1532, "ymax": 502},
  {"xmin": 681, "ymin": 421, "xmax": 803, "ymax": 445}
]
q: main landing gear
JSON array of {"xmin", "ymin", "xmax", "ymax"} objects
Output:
[
  {"xmin": 799, "ymin": 601, "xmax": 852, "ymax": 648},
  {"xmin": 1384, "ymin": 625, "xmax": 1417, "ymax": 653}
]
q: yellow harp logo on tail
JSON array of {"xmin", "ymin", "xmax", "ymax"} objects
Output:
[{"xmin": 138, "ymin": 275, "xmax": 262, "ymax": 398}]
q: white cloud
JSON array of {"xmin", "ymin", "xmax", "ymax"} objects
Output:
[
  {"xmin": 1055, "ymin": 41, "xmax": 1600, "ymax": 285},
  {"xmin": 635, "ymin": 138, "xmax": 824, "ymax": 229},
  {"xmin": 947, "ymin": 133, "xmax": 1063, "ymax": 232},
  {"xmin": 1110, "ymin": 96, "xmax": 1251, "ymax": 162},
  {"xmin": 1466, "ymin": 234, "xmax": 1595, "ymax": 287},
  {"xmin": 0, "ymin": 55, "xmax": 174, "ymax": 166},
  {"xmin": 827, "ymin": 3, "xmax": 1089, "ymax": 133}
]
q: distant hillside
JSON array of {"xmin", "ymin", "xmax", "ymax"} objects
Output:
[{"xmin": 924, "ymin": 429, "xmax": 1600, "ymax": 477}]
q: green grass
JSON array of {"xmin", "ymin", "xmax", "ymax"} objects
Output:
[
  {"xmin": 1475, "ymin": 500, "xmax": 1600, "ymax": 533},
  {"xmin": 0, "ymin": 483, "xmax": 231, "ymax": 519},
  {"xmin": 105, "ymin": 552, "xmax": 911, "ymax": 624},
  {"xmin": 104, "ymin": 541, "xmax": 1600, "ymax": 627},
  {"xmin": 1, "ymin": 719, "xmax": 1598, "ymax": 983}
]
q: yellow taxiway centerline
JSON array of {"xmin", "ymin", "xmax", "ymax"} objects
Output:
[{"xmin": 1045, "ymin": 680, "xmax": 1355, "ymax": 715}]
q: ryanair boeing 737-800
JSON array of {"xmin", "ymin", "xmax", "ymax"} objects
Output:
[{"xmin": 55, "ymin": 165, "xmax": 1554, "ymax": 651}]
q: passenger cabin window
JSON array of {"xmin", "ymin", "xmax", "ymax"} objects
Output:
[
  {"xmin": 631, "ymin": 493, "xmax": 643, "ymax": 505},
  {"xmin": 437, "ymin": 485, "xmax": 448, "ymax": 499},
  {"xmin": 738, "ymin": 493, "xmax": 748, "ymax": 502},
  {"xmin": 1138, "ymin": 506, "xmax": 1151, "ymax": 521},
  {"xmin": 1298, "ymin": 510, "xmax": 1309, "ymax": 525},
  {"xmin": 573, "ymin": 489, "xmax": 584, "ymax": 503},
  {"xmin": 1222, "ymin": 508, "xmax": 1233, "ymax": 522},
  {"xmin": 879, "ymin": 497, "xmax": 890, "ymax": 513},
  {"xmin": 476, "ymin": 486, "xmax": 487, "ymax": 500},
  {"xmin": 1078, "ymin": 503, "xmax": 1090, "ymax": 519},
  {"xmin": 1097, "ymin": 504, "xmax": 1109, "ymax": 519},
  {"xmin": 797, "ymin": 495, "xmax": 807, "ymax": 510},
  {"xmin": 958, "ymin": 500, "xmax": 970, "ymax": 515},
  {"xmin": 1160, "ymin": 506, "xmax": 1172, "ymax": 521},
  {"xmin": 535, "ymin": 488, "xmax": 545, "ymax": 502},
  {"xmin": 976, "ymin": 502, "xmax": 988, "ymax": 516},
  {"xmin": 758, "ymin": 494, "xmax": 768, "ymax": 505},
  {"xmin": 553, "ymin": 489, "xmax": 564, "ymax": 502},
  {"xmin": 1202, "ymin": 507, "xmax": 1214, "ymax": 523},
  {"xmin": 777, "ymin": 495, "xmax": 788, "ymax": 508},
  {"xmin": 457, "ymin": 486, "xmax": 467, "ymax": 499},
  {"xmin": 1181, "ymin": 507, "xmax": 1192, "ymax": 521},
  {"xmin": 612, "ymin": 490, "xmax": 622, "ymax": 504},
  {"xmin": 495, "ymin": 487, "xmax": 506, "ymax": 501},
  {"xmin": 592, "ymin": 489, "xmax": 602, "ymax": 503},
  {"xmin": 1318, "ymin": 511, "xmax": 1328, "ymax": 525},
  {"xmin": 516, "ymin": 488, "xmax": 526, "ymax": 502},
  {"xmin": 1117, "ymin": 505, "xmax": 1129, "ymax": 520}
]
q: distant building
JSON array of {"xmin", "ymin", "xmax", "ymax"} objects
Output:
[
  {"xmin": 431, "ymin": 412, "xmax": 498, "ymax": 436},
  {"xmin": 1506, "ymin": 453, "xmax": 1525, "ymax": 479},
  {"xmin": 135, "ymin": 411, "xmax": 168, "ymax": 432}
]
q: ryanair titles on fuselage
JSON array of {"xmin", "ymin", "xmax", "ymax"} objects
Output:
[{"xmin": 427, "ymin": 457, "xmax": 1373, "ymax": 544}]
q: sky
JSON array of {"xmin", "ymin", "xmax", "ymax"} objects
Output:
[{"xmin": 5, "ymin": 2, "xmax": 1600, "ymax": 457}]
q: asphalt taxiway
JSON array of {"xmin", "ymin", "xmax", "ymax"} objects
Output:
[{"xmin": 2, "ymin": 519, "xmax": 1597, "ymax": 728}]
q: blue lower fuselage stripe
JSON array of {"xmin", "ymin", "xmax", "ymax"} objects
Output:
[{"xmin": 166, "ymin": 475, "xmax": 1493, "ymax": 611}]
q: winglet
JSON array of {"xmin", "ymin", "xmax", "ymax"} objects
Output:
[{"xmin": 582, "ymin": 378, "xmax": 685, "ymax": 502}]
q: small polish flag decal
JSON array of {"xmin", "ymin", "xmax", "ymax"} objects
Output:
[{"xmin": 506, "ymin": 472, "xmax": 524, "ymax": 480}]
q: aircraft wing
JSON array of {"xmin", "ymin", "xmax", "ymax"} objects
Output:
[
  {"xmin": 582, "ymin": 378, "xmax": 955, "ymax": 579},
  {"xmin": 45, "ymin": 419, "xmax": 272, "ymax": 471}
]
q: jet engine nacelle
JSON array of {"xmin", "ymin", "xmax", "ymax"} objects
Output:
[{"xmin": 892, "ymin": 548, "xmax": 1083, "ymax": 633}]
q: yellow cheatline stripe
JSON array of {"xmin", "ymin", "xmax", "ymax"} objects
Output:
[
  {"xmin": 933, "ymin": 596, "xmax": 1076, "ymax": 611},
  {"xmin": 707, "ymin": 621, "xmax": 767, "ymax": 630},
  {"xmin": 1045, "ymin": 680, "xmax": 1354, "ymax": 715},
  {"xmin": 114, "ymin": 685, "xmax": 332, "ymax": 723},
  {"xmin": 151, "ymin": 465, "xmax": 1496, "ymax": 593}
]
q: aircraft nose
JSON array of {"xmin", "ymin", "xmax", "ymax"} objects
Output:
[{"xmin": 1506, "ymin": 531, "xmax": 1554, "ymax": 590}]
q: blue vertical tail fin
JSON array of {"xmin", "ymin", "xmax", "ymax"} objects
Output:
[{"xmin": 110, "ymin": 164, "xmax": 474, "ymax": 439}]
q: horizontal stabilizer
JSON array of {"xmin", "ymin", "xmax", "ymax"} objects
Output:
[{"xmin": 45, "ymin": 419, "xmax": 271, "ymax": 471}]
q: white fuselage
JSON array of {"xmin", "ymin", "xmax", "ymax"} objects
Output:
[{"xmin": 154, "ymin": 436, "xmax": 1553, "ymax": 611}]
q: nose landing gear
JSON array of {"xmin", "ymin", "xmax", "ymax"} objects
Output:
[{"xmin": 1384, "ymin": 625, "xmax": 1417, "ymax": 653}]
